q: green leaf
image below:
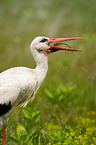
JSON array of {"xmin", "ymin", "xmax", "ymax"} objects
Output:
[
  {"xmin": 8, "ymin": 136, "xmax": 20, "ymax": 144},
  {"xmin": 31, "ymin": 111, "xmax": 40, "ymax": 123},
  {"xmin": 31, "ymin": 110, "xmax": 40, "ymax": 118},
  {"xmin": 35, "ymin": 115, "xmax": 40, "ymax": 123},
  {"xmin": 23, "ymin": 129, "xmax": 35, "ymax": 143},
  {"xmin": 22, "ymin": 109, "xmax": 32, "ymax": 119},
  {"xmin": 45, "ymin": 89, "xmax": 54, "ymax": 99},
  {"xmin": 17, "ymin": 124, "xmax": 26, "ymax": 137}
]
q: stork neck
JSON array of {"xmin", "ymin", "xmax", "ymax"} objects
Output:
[{"xmin": 35, "ymin": 55, "xmax": 48, "ymax": 84}]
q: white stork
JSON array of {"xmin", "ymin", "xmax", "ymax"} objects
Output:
[{"xmin": 0, "ymin": 36, "xmax": 82, "ymax": 144}]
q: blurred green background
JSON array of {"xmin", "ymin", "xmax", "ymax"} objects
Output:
[{"xmin": 0, "ymin": 0, "xmax": 96, "ymax": 144}]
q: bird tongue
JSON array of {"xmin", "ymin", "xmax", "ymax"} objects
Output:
[{"xmin": 47, "ymin": 37, "xmax": 83, "ymax": 53}]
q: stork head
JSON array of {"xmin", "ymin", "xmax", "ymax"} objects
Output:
[
  {"xmin": 30, "ymin": 36, "xmax": 82, "ymax": 56},
  {"xmin": 30, "ymin": 36, "xmax": 82, "ymax": 63},
  {"xmin": 30, "ymin": 36, "xmax": 50, "ymax": 55}
]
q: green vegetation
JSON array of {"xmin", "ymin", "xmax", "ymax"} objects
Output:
[{"xmin": 0, "ymin": 0, "xmax": 96, "ymax": 144}]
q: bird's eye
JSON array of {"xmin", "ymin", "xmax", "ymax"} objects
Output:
[{"xmin": 40, "ymin": 38, "xmax": 48, "ymax": 43}]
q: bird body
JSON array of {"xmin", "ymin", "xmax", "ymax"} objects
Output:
[
  {"xmin": 0, "ymin": 36, "xmax": 82, "ymax": 144},
  {"xmin": 0, "ymin": 66, "xmax": 48, "ymax": 131},
  {"xmin": 0, "ymin": 65, "xmax": 48, "ymax": 106}
]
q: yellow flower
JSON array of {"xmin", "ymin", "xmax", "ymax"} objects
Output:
[
  {"xmin": 86, "ymin": 111, "xmax": 96, "ymax": 116},
  {"xmin": 93, "ymin": 137, "xmax": 96, "ymax": 144},
  {"xmin": 78, "ymin": 135, "xmax": 83, "ymax": 141},
  {"xmin": 56, "ymin": 142, "xmax": 62, "ymax": 145},
  {"xmin": 62, "ymin": 143, "xmax": 66, "ymax": 145},
  {"xmin": 93, "ymin": 137, "xmax": 96, "ymax": 140},
  {"xmin": 70, "ymin": 132, "xmax": 75, "ymax": 136},
  {"xmin": 66, "ymin": 133, "xmax": 69, "ymax": 137}
]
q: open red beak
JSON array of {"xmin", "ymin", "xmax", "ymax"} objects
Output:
[{"xmin": 47, "ymin": 37, "xmax": 83, "ymax": 53}]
